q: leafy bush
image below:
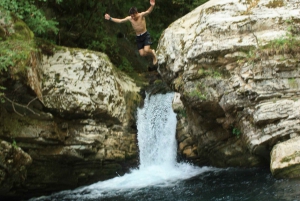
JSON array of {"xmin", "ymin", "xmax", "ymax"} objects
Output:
[
  {"xmin": 188, "ymin": 89, "xmax": 206, "ymax": 100},
  {"xmin": 118, "ymin": 56, "xmax": 133, "ymax": 72},
  {"xmin": 12, "ymin": 139, "xmax": 18, "ymax": 149},
  {"xmin": 0, "ymin": 0, "xmax": 62, "ymax": 35},
  {"xmin": 0, "ymin": 86, "xmax": 5, "ymax": 103},
  {"xmin": 232, "ymin": 128, "xmax": 241, "ymax": 138},
  {"xmin": 0, "ymin": 38, "xmax": 36, "ymax": 79}
]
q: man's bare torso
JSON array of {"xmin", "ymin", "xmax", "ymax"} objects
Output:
[{"xmin": 129, "ymin": 13, "xmax": 147, "ymax": 35}]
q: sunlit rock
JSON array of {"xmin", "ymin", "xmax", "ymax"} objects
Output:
[
  {"xmin": 39, "ymin": 48, "xmax": 139, "ymax": 125},
  {"xmin": 158, "ymin": 0, "xmax": 300, "ymax": 172},
  {"xmin": 271, "ymin": 137, "xmax": 300, "ymax": 178}
]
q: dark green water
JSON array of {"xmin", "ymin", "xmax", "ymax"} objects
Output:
[{"xmin": 30, "ymin": 167, "xmax": 300, "ymax": 201}]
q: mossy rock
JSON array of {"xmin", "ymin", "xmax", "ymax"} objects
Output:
[
  {"xmin": 0, "ymin": 27, "xmax": 6, "ymax": 39},
  {"xmin": 273, "ymin": 164, "xmax": 300, "ymax": 178},
  {"xmin": 10, "ymin": 19, "xmax": 34, "ymax": 41}
]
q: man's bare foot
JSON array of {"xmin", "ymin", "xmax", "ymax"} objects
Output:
[{"xmin": 152, "ymin": 49, "xmax": 157, "ymax": 65}]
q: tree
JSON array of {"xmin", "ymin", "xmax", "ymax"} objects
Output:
[{"xmin": 0, "ymin": 0, "xmax": 62, "ymax": 35}]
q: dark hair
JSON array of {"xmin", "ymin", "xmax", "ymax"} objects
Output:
[{"xmin": 129, "ymin": 7, "xmax": 138, "ymax": 15}]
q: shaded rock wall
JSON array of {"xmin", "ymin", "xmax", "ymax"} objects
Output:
[{"xmin": 0, "ymin": 140, "xmax": 32, "ymax": 196}]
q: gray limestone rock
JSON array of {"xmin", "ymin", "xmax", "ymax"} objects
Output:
[{"xmin": 161, "ymin": 0, "xmax": 300, "ymax": 176}]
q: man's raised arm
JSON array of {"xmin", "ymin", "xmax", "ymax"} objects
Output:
[
  {"xmin": 141, "ymin": 0, "xmax": 155, "ymax": 17},
  {"xmin": 104, "ymin": 14, "xmax": 130, "ymax": 23}
]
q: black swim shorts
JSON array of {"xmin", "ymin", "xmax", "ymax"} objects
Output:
[{"xmin": 136, "ymin": 31, "xmax": 152, "ymax": 50}]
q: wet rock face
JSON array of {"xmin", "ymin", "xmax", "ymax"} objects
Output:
[
  {"xmin": 160, "ymin": 0, "xmax": 300, "ymax": 173},
  {"xmin": 0, "ymin": 141, "xmax": 32, "ymax": 196},
  {"xmin": 0, "ymin": 48, "xmax": 141, "ymax": 199}
]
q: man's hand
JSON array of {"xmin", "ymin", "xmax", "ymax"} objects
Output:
[
  {"xmin": 150, "ymin": 0, "xmax": 155, "ymax": 6},
  {"xmin": 104, "ymin": 14, "xmax": 111, "ymax": 20}
]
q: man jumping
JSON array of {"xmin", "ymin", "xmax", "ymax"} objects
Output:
[{"xmin": 104, "ymin": 0, "xmax": 157, "ymax": 66}]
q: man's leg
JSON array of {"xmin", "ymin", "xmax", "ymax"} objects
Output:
[{"xmin": 139, "ymin": 45, "xmax": 157, "ymax": 65}]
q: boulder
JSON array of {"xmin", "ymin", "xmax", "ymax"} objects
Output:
[{"xmin": 271, "ymin": 137, "xmax": 300, "ymax": 178}]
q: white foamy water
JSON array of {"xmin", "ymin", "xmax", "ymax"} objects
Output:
[{"xmin": 31, "ymin": 93, "xmax": 213, "ymax": 201}]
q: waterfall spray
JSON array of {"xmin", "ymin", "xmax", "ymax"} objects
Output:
[{"xmin": 30, "ymin": 93, "xmax": 210, "ymax": 201}]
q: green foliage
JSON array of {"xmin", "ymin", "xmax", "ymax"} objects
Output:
[
  {"xmin": 212, "ymin": 71, "xmax": 222, "ymax": 78},
  {"xmin": 265, "ymin": 28, "xmax": 299, "ymax": 53},
  {"xmin": 242, "ymin": 19, "xmax": 300, "ymax": 63},
  {"xmin": 0, "ymin": 0, "xmax": 61, "ymax": 35},
  {"xmin": 178, "ymin": 108, "xmax": 187, "ymax": 118},
  {"xmin": 188, "ymin": 89, "xmax": 206, "ymax": 100},
  {"xmin": 12, "ymin": 139, "xmax": 18, "ymax": 149},
  {"xmin": 118, "ymin": 56, "xmax": 133, "ymax": 72},
  {"xmin": 2, "ymin": 0, "xmax": 209, "ymax": 74},
  {"xmin": 34, "ymin": 0, "xmax": 208, "ymax": 72},
  {"xmin": 27, "ymin": 14, "xmax": 59, "ymax": 35},
  {"xmin": 0, "ymin": 38, "xmax": 36, "ymax": 79},
  {"xmin": 198, "ymin": 69, "xmax": 222, "ymax": 78},
  {"xmin": 88, "ymin": 36, "xmax": 119, "ymax": 55},
  {"xmin": 154, "ymin": 80, "xmax": 162, "ymax": 84},
  {"xmin": 172, "ymin": 0, "xmax": 209, "ymax": 14},
  {"xmin": 185, "ymin": 82, "xmax": 207, "ymax": 100},
  {"xmin": 288, "ymin": 78, "xmax": 298, "ymax": 88},
  {"xmin": 89, "ymin": 40, "xmax": 107, "ymax": 53},
  {"xmin": 0, "ymin": 86, "xmax": 5, "ymax": 103},
  {"xmin": 232, "ymin": 127, "xmax": 241, "ymax": 138}
]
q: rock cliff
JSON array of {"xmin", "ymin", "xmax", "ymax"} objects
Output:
[
  {"xmin": 0, "ymin": 46, "xmax": 141, "ymax": 199},
  {"xmin": 158, "ymin": 0, "xmax": 300, "ymax": 177}
]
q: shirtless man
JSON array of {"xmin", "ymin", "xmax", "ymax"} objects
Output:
[{"xmin": 104, "ymin": 0, "xmax": 157, "ymax": 66}]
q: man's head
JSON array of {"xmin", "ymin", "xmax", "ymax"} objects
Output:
[
  {"xmin": 129, "ymin": 7, "xmax": 138, "ymax": 20},
  {"xmin": 129, "ymin": 7, "xmax": 138, "ymax": 15}
]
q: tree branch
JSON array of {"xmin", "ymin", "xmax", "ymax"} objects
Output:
[{"xmin": 3, "ymin": 96, "xmax": 40, "ymax": 117}]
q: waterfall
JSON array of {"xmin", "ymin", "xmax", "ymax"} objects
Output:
[
  {"xmin": 31, "ymin": 93, "xmax": 210, "ymax": 201},
  {"xmin": 137, "ymin": 92, "xmax": 177, "ymax": 169}
]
